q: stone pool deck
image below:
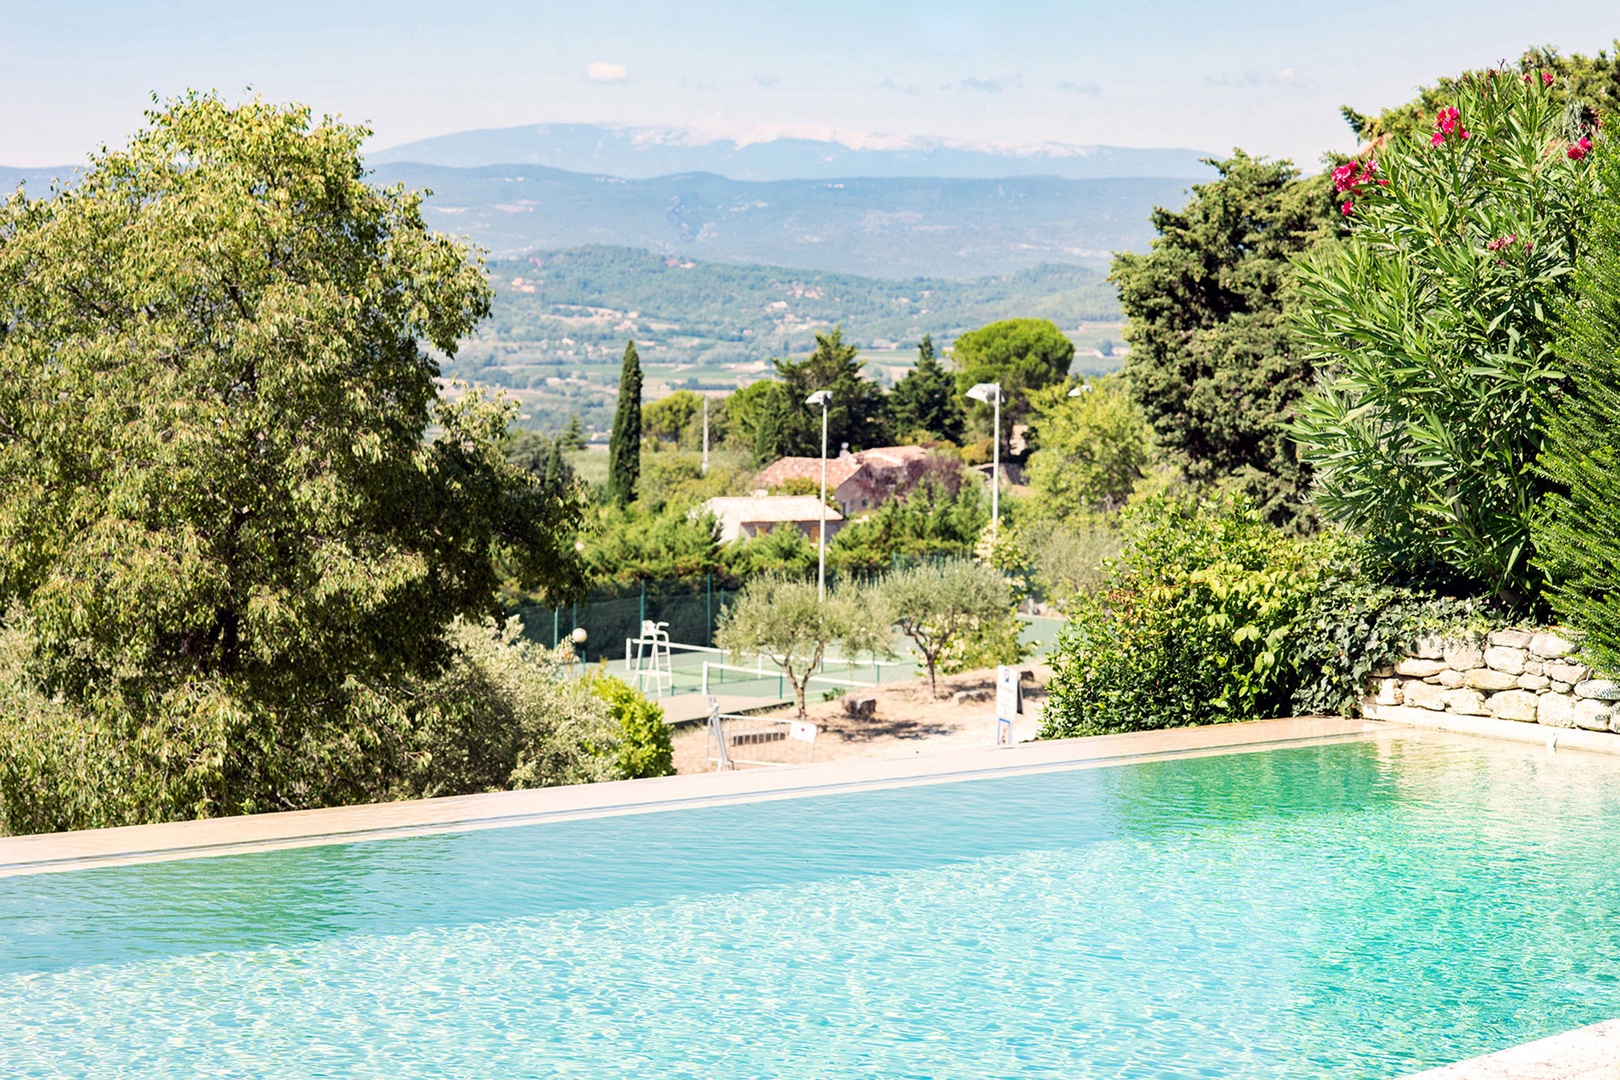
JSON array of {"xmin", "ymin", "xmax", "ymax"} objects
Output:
[
  {"xmin": 0, "ymin": 714, "xmax": 1381, "ymax": 877},
  {"xmin": 1401, "ymin": 1019, "xmax": 1620, "ymax": 1079}
]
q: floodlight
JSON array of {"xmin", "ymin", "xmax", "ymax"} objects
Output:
[
  {"xmin": 805, "ymin": 390, "xmax": 832, "ymax": 406},
  {"xmin": 966, "ymin": 382, "xmax": 1000, "ymax": 404},
  {"xmin": 1068, "ymin": 383, "xmax": 1093, "ymax": 397}
]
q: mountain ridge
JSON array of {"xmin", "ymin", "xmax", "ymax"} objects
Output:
[{"xmin": 369, "ymin": 122, "xmax": 1214, "ymax": 182}]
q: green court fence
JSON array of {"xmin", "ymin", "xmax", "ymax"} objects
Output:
[{"xmin": 514, "ymin": 576, "xmax": 732, "ymax": 662}]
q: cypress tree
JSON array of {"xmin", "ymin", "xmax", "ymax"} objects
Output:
[
  {"xmin": 1535, "ymin": 146, "xmax": 1620, "ymax": 673},
  {"xmin": 608, "ymin": 341, "xmax": 642, "ymax": 505},
  {"xmin": 889, "ymin": 333, "xmax": 963, "ymax": 442}
]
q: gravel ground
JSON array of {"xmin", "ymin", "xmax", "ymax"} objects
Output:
[{"xmin": 671, "ymin": 666, "xmax": 1052, "ymax": 774}]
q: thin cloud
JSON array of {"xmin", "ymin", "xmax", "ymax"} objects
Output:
[
  {"xmin": 1205, "ymin": 67, "xmax": 1307, "ymax": 90},
  {"xmin": 958, "ymin": 76, "xmax": 1017, "ymax": 93},
  {"xmin": 1055, "ymin": 80, "xmax": 1102, "ymax": 96},
  {"xmin": 880, "ymin": 76, "xmax": 922, "ymax": 96},
  {"xmin": 754, "ymin": 73, "xmax": 780, "ymax": 87},
  {"xmin": 587, "ymin": 61, "xmax": 628, "ymax": 83}
]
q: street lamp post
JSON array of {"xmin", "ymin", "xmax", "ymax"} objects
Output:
[
  {"xmin": 967, "ymin": 382, "xmax": 1002, "ymax": 540},
  {"xmin": 805, "ymin": 389, "xmax": 832, "ymax": 601}
]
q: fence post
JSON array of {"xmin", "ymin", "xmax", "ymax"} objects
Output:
[
  {"xmin": 705, "ymin": 573, "xmax": 713, "ymax": 647},
  {"xmin": 639, "ymin": 579, "xmax": 646, "ymax": 629},
  {"xmin": 552, "ymin": 606, "xmax": 559, "ymax": 649}
]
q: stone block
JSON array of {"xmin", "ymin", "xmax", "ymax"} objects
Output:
[
  {"xmin": 1437, "ymin": 669, "xmax": 1466, "ymax": 689},
  {"xmin": 1537, "ymin": 693, "xmax": 1576, "ymax": 728},
  {"xmin": 842, "ymin": 694, "xmax": 877, "ymax": 719},
  {"xmin": 1545, "ymin": 662, "xmax": 1592, "ymax": 685},
  {"xmin": 1441, "ymin": 688, "xmax": 1487, "ymax": 715},
  {"xmin": 1529, "ymin": 632, "xmax": 1577, "ymax": 659},
  {"xmin": 1551, "ymin": 681, "xmax": 1573, "ymax": 694},
  {"xmin": 1404, "ymin": 680, "xmax": 1448, "ymax": 711},
  {"xmin": 1443, "ymin": 641, "xmax": 1484, "ymax": 670},
  {"xmin": 1465, "ymin": 668, "xmax": 1520, "ymax": 691},
  {"xmin": 1518, "ymin": 673, "xmax": 1551, "ymax": 692},
  {"xmin": 1371, "ymin": 666, "xmax": 1394, "ymax": 679},
  {"xmin": 1573, "ymin": 699, "xmax": 1614, "ymax": 731},
  {"xmin": 1373, "ymin": 678, "xmax": 1404, "ymax": 706},
  {"xmin": 1523, "ymin": 660, "xmax": 1544, "ymax": 677},
  {"xmin": 1490, "ymin": 628, "xmax": 1534, "ymax": 649},
  {"xmin": 1575, "ymin": 679, "xmax": 1620, "ymax": 701},
  {"xmin": 1395, "ymin": 658, "xmax": 1448, "ymax": 678},
  {"xmin": 1414, "ymin": 634, "xmax": 1445, "ymax": 660},
  {"xmin": 1484, "ymin": 646, "xmax": 1527, "ymax": 675},
  {"xmin": 1487, "ymin": 689, "xmax": 1539, "ymax": 722}
]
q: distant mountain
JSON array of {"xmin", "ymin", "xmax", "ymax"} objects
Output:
[
  {"xmin": 370, "ymin": 123, "xmax": 1214, "ymax": 182},
  {"xmin": 376, "ymin": 163, "xmax": 1192, "ymax": 278}
]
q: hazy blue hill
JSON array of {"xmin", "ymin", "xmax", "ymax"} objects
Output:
[
  {"xmin": 449, "ymin": 246, "xmax": 1126, "ymax": 431},
  {"xmin": 0, "ymin": 166, "xmax": 80, "ymax": 192},
  {"xmin": 376, "ymin": 162, "xmax": 1192, "ymax": 278},
  {"xmin": 369, "ymin": 123, "xmax": 1213, "ymax": 182}
]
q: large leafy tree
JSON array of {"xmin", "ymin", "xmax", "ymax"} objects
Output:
[
  {"xmin": 1533, "ymin": 140, "xmax": 1620, "ymax": 669},
  {"xmin": 1291, "ymin": 72, "xmax": 1599, "ymax": 606},
  {"xmin": 608, "ymin": 341, "xmax": 643, "ymax": 504},
  {"xmin": 0, "ymin": 95, "xmax": 587, "ymax": 819},
  {"xmin": 951, "ymin": 318, "xmax": 1073, "ymax": 443},
  {"xmin": 888, "ymin": 334, "xmax": 964, "ymax": 443},
  {"xmin": 764, "ymin": 327, "xmax": 890, "ymax": 458},
  {"xmin": 1112, "ymin": 152, "xmax": 1339, "ymax": 529}
]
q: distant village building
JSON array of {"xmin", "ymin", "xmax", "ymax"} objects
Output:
[
  {"xmin": 754, "ymin": 445, "xmax": 937, "ymax": 517},
  {"xmin": 702, "ymin": 495, "xmax": 844, "ymax": 545}
]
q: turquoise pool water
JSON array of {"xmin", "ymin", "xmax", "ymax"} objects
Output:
[{"xmin": 4, "ymin": 736, "xmax": 1620, "ymax": 1078}]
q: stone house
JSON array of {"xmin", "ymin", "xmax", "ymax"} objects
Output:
[{"xmin": 701, "ymin": 495, "xmax": 844, "ymax": 545}]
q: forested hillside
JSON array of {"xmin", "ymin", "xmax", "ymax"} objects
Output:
[{"xmin": 447, "ymin": 246, "xmax": 1124, "ymax": 432}]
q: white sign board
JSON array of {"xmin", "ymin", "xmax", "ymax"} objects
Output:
[
  {"xmin": 788, "ymin": 720, "xmax": 818, "ymax": 744},
  {"xmin": 996, "ymin": 666, "xmax": 1020, "ymax": 721}
]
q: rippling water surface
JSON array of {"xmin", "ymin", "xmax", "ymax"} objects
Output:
[{"xmin": 4, "ymin": 736, "xmax": 1620, "ymax": 1078}]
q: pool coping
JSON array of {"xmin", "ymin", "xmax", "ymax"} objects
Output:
[
  {"xmin": 1398, "ymin": 1018, "xmax": 1620, "ymax": 1079},
  {"xmin": 0, "ymin": 715, "xmax": 1387, "ymax": 877}
]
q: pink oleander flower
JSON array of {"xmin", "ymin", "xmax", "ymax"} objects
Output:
[
  {"xmin": 1568, "ymin": 137, "xmax": 1592, "ymax": 160},
  {"xmin": 1431, "ymin": 132, "xmax": 1447, "ymax": 147},
  {"xmin": 1486, "ymin": 233, "xmax": 1518, "ymax": 253},
  {"xmin": 1543, "ymin": 72, "xmax": 1555, "ymax": 86},
  {"xmin": 1331, "ymin": 162, "xmax": 1357, "ymax": 192},
  {"xmin": 1341, "ymin": 200, "xmax": 1354, "ymax": 216}
]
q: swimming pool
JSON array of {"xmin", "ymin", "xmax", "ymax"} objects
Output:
[{"xmin": 3, "ymin": 733, "xmax": 1618, "ymax": 1077}]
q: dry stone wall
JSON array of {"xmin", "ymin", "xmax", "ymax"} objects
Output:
[{"xmin": 1369, "ymin": 629, "xmax": 1619, "ymax": 733}]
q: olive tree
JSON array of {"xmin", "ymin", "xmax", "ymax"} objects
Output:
[
  {"xmin": 881, "ymin": 559, "xmax": 1012, "ymax": 698},
  {"xmin": 715, "ymin": 576, "xmax": 891, "ymax": 721}
]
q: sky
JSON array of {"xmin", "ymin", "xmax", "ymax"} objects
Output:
[{"xmin": 2, "ymin": 0, "xmax": 1616, "ymax": 168}]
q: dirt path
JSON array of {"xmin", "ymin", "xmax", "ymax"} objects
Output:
[{"xmin": 671, "ymin": 666, "xmax": 1052, "ymax": 773}]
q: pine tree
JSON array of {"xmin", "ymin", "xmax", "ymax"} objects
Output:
[
  {"xmin": 608, "ymin": 341, "xmax": 642, "ymax": 505},
  {"xmin": 888, "ymin": 334, "xmax": 963, "ymax": 443},
  {"xmin": 1535, "ymin": 146, "xmax": 1620, "ymax": 672},
  {"xmin": 770, "ymin": 327, "xmax": 889, "ymax": 455},
  {"xmin": 559, "ymin": 414, "xmax": 587, "ymax": 451}
]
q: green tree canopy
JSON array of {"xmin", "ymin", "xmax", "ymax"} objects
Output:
[
  {"xmin": 643, "ymin": 389, "xmax": 702, "ymax": 448},
  {"xmin": 951, "ymin": 318, "xmax": 1074, "ymax": 442},
  {"xmin": 888, "ymin": 334, "xmax": 964, "ymax": 443},
  {"xmin": 1112, "ymin": 152, "xmax": 1339, "ymax": 528},
  {"xmin": 0, "ymin": 93, "xmax": 585, "ymax": 709},
  {"xmin": 608, "ymin": 341, "xmax": 643, "ymax": 504},
  {"xmin": 764, "ymin": 327, "xmax": 890, "ymax": 458},
  {"xmin": 1533, "ymin": 141, "xmax": 1620, "ymax": 667},
  {"xmin": 1291, "ymin": 73, "xmax": 1598, "ymax": 605},
  {"xmin": 1024, "ymin": 376, "xmax": 1153, "ymax": 518}
]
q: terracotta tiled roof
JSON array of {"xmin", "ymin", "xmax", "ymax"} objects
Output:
[
  {"xmin": 854, "ymin": 445, "xmax": 930, "ymax": 471},
  {"xmin": 756, "ymin": 455, "xmax": 865, "ymax": 490}
]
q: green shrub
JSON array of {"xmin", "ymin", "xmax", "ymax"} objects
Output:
[
  {"xmin": 1535, "ymin": 139, "xmax": 1620, "ymax": 676},
  {"xmin": 1042, "ymin": 496, "xmax": 1326, "ymax": 737},
  {"xmin": 589, "ymin": 676, "xmax": 675, "ymax": 779},
  {"xmin": 0, "ymin": 617, "xmax": 621, "ymax": 835}
]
